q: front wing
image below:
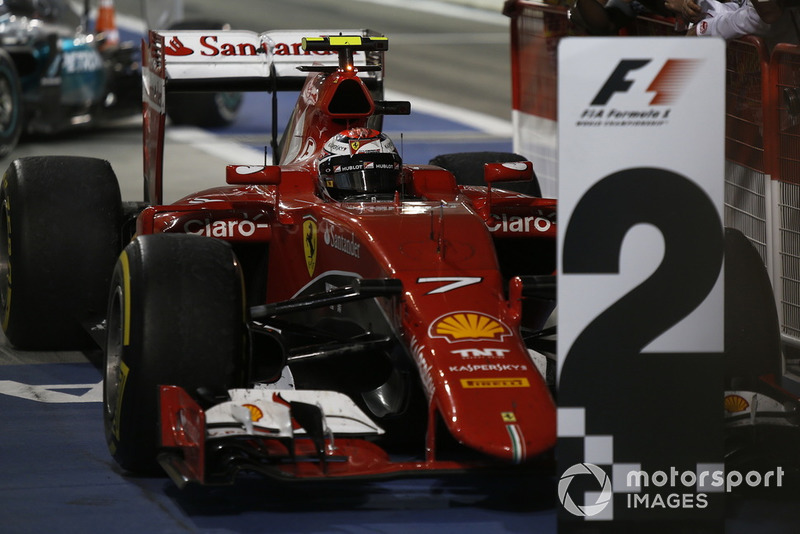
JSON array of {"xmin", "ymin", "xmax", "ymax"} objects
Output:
[{"xmin": 158, "ymin": 386, "xmax": 491, "ymax": 487}]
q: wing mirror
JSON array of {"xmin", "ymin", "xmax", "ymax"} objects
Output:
[
  {"xmin": 226, "ymin": 165, "xmax": 282, "ymax": 185},
  {"xmin": 480, "ymin": 161, "xmax": 534, "ymax": 221},
  {"xmin": 483, "ymin": 161, "xmax": 533, "ymax": 184},
  {"xmin": 226, "ymin": 165, "xmax": 294, "ymax": 224}
]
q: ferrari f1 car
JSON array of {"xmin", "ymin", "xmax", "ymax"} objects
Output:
[
  {"xmin": 0, "ymin": 28, "xmax": 558, "ymax": 485},
  {"xmin": 0, "ymin": 0, "xmax": 241, "ymax": 158}
]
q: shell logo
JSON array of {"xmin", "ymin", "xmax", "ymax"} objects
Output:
[
  {"xmin": 724, "ymin": 394, "xmax": 749, "ymax": 413},
  {"xmin": 243, "ymin": 403, "xmax": 264, "ymax": 422},
  {"xmin": 429, "ymin": 312, "xmax": 511, "ymax": 342}
]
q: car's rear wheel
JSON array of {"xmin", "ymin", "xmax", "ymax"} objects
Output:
[
  {"xmin": 104, "ymin": 234, "xmax": 247, "ymax": 474},
  {"xmin": 0, "ymin": 48, "xmax": 22, "ymax": 159},
  {"xmin": 0, "ymin": 156, "xmax": 122, "ymax": 349},
  {"xmin": 724, "ymin": 227, "xmax": 782, "ymax": 384},
  {"xmin": 167, "ymin": 91, "xmax": 243, "ymax": 128},
  {"xmin": 429, "ymin": 152, "xmax": 542, "ymax": 197}
]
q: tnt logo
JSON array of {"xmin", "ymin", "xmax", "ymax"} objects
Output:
[{"xmin": 591, "ymin": 59, "xmax": 702, "ymax": 107}]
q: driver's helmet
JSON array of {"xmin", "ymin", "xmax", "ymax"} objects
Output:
[{"xmin": 318, "ymin": 128, "xmax": 402, "ymax": 200}]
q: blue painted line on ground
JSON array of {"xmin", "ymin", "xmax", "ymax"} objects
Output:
[
  {"xmin": 118, "ymin": 23, "xmax": 512, "ymax": 164},
  {"xmin": 0, "ymin": 361, "xmax": 554, "ymax": 534},
  {"xmin": 216, "ymin": 91, "xmax": 501, "ymax": 135},
  {"xmin": 213, "ymin": 92, "xmax": 512, "ymax": 165}
]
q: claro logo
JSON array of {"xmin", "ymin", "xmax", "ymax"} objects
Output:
[{"xmin": 591, "ymin": 58, "xmax": 702, "ymax": 107}]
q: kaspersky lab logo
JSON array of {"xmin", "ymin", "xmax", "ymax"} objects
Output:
[
  {"xmin": 558, "ymin": 463, "xmax": 613, "ymax": 517},
  {"xmin": 578, "ymin": 59, "xmax": 701, "ymax": 127}
]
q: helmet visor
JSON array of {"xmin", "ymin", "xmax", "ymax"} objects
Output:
[{"xmin": 320, "ymin": 153, "xmax": 401, "ymax": 200}]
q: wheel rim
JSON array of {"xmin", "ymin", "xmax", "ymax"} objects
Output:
[
  {"xmin": 0, "ymin": 72, "xmax": 15, "ymax": 135},
  {"xmin": 214, "ymin": 92, "xmax": 242, "ymax": 122}
]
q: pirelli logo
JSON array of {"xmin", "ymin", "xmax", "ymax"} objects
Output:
[{"xmin": 460, "ymin": 377, "xmax": 530, "ymax": 389}]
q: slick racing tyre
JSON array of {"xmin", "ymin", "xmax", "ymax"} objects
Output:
[
  {"xmin": 0, "ymin": 156, "xmax": 122, "ymax": 349},
  {"xmin": 104, "ymin": 234, "xmax": 246, "ymax": 474},
  {"xmin": 166, "ymin": 91, "xmax": 243, "ymax": 128},
  {"xmin": 0, "ymin": 48, "xmax": 22, "ymax": 159},
  {"xmin": 429, "ymin": 152, "xmax": 542, "ymax": 197},
  {"xmin": 724, "ymin": 227, "xmax": 782, "ymax": 384}
]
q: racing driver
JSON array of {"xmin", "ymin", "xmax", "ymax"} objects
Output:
[{"xmin": 317, "ymin": 127, "xmax": 404, "ymax": 201}]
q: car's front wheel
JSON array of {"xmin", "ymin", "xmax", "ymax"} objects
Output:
[{"xmin": 104, "ymin": 234, "xmax": 247, "ymax": 474}]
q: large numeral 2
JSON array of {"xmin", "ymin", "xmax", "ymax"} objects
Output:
[{"xmin": 560, "ymin": 167, "xmax": 723, "ymax": 458}]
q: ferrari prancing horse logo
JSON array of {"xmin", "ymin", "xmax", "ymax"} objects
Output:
[{"xmin": 303, "ymin": 217, "xmax": 317, "ymax": 277}]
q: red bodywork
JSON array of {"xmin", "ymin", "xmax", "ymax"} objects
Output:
[{"xmin": 142, "ymin": 30, "xmax": 557, "ymax": 483}]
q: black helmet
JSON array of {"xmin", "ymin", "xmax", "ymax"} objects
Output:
[{"xmin": 318, "ymin": 128, "xmax": 402, "ymax": 200}]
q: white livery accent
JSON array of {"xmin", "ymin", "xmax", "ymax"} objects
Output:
[
  {"xmin": 158, "ymin": 30, "xmax": 269, "ymax": 81},
  {"xmin": 154, "ymin": 29, "xmax": 382, "ymax": 85},
  {"xmin": 264, "ymin": 29, "xmax": 377, "ymax": 78},
  {"xmin": 204, "ymin": 388, "xmax": 384, "ymax": 439},
  {"xmin": 724, "ymin": 390, "xmax": 797, "ymax": 428}
]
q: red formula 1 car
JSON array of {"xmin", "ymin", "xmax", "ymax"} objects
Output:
[{"xmin": 0, "ymin": 29, "xmax": 557, "ymax": 485}]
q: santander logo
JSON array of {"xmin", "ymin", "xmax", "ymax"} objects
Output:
[
  {"xmin": 164, "ymin": 35, "xmax": 261, "ymax": 57},
  {"xmin": 163, "ymin": 35, "xmax": 340, "ymax": 59},
  {"xmin": 165, "ymin": 36, "xmax": 193, "ymax": 56}
]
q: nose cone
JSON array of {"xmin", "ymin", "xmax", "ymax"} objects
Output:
[{"xmin": 442, "ymin": 373, "xmax": 556, "ymax": 463}]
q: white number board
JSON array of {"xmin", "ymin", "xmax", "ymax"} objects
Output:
[{"xmin": 556, "ymin": 36, "xmax": 726, "ymax": 526}]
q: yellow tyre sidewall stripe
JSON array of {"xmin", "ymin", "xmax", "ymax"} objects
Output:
[{"xmin": 119, "ymin": 250, "xmax": 131, "ymax": 346}]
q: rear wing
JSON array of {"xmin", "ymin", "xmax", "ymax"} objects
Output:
[
  {"xmin": 148, "ymin": 28, "xmax": 386, "ymax": 92},
  {"xmin": 142, "ymin": 29, "xmax": 386, "ymax": 204}
]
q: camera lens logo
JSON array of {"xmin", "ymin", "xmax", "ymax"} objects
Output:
[{"xmin": 558, "ymin": 463, "xmax": 613, "ymax": 517}]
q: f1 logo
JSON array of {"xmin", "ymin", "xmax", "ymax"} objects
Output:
[
  {"xmin": 591, "ymin": 58, "xmax": 701, "ymax": 106},
  {"xmin": 591, "ymin": 59, "xmax": 650, "ymax": 106}
]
